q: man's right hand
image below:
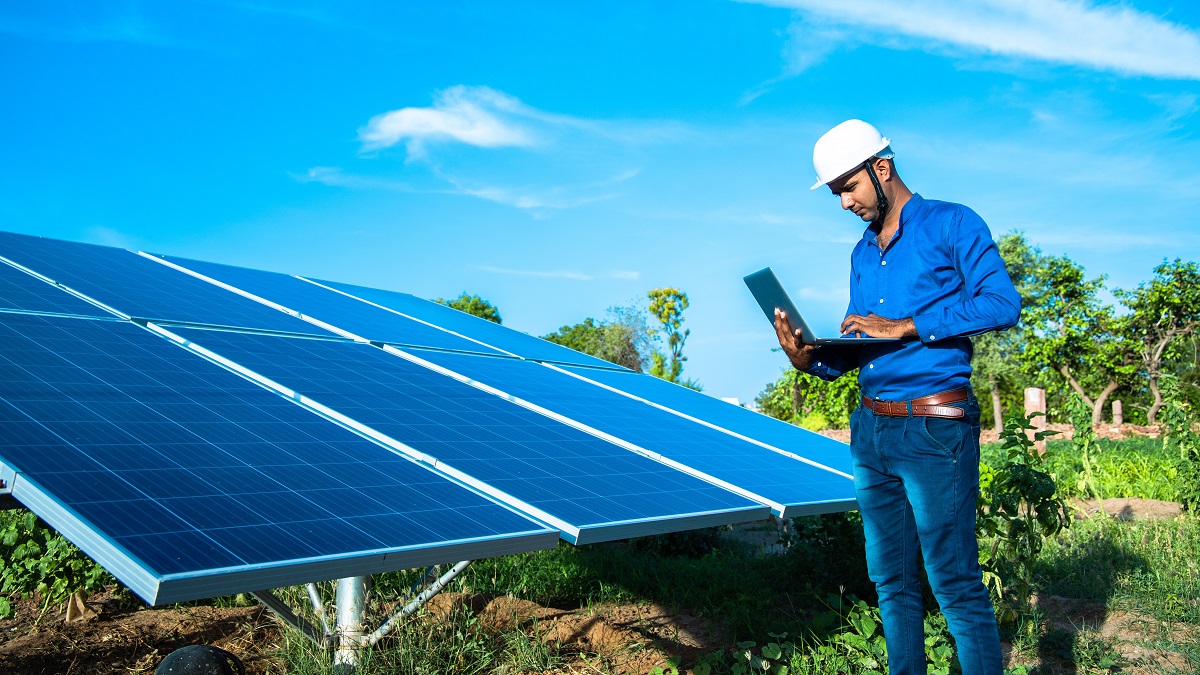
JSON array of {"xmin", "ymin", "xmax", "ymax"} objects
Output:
[{"xmin": 774, "ymin": 308, "xmax": 818, "ymax": 371}]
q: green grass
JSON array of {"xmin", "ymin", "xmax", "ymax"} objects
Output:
[{"xmin": 983, "ymin": 437, "xmax": 1184, "ymax": 502}]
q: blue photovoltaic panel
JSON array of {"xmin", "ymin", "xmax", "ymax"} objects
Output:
[
  {"xmin": 0, "ymin": 260, "xmax": 112, "ymax": 318},
  {"xmin": 0, "ymin": 313, "xmax": 557, "ymax": 604},
  {"xmin": 155, "ymin": 254, "xmax": 506, "ymax": 356},
  {"xmin": 313, "ymin": 278, "xmax": 624, "ymax": 369},
  {"xmin": 403, "ymin": 350, "xmax": 857, "ymax": 517},
  {"xmin": 0, "ymin": 231, "xmax": 333, "ymax": 336},
  {"xmin": 167, "ymin": 327, "xmax": 767, "ymax": 543},
  {"xmin": 561, "ymin": 365, "xmax": 854, "ymax": 476}
]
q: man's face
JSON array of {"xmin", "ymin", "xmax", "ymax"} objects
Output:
[{"xmin": 827, "ymin": 165, "xmax": 878, "ymax": 223}]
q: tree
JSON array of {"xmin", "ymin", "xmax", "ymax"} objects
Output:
[
  {"xmin": 647, "ymin": 287, "xmax": 698, "ymax": 388},
  {"xmin": 1115, "ymin": 259, "xmax": 1200, "ymax": 424},
  {"xmin": 756, "ymin": 367, "xmax": 860, "ymax": 431},
  {"xmin": 1020, "ymin": 254, "xmax": 1136, "ymax": 427},
  {"xmin": 434, "ymin": 292, "xmax": 502, "ymax": 324},
  {"xmin": 542, "ymin": 303, "xmax": 655, "ymax": 372}
]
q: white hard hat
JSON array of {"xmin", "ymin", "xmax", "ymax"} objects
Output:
[{"xmin": 810, "ymin": 119, "xmax": 893, "ymax": 190}]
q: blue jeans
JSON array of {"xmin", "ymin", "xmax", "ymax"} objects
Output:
[{"xmin": 849, "ymin": 395, "xmax": 1001, "ymax": 675}]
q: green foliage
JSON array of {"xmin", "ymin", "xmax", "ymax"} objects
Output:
[
  {"xmin": 433, "ymin": 292, "xmax": 502, "ymax": 324},
  {"xmin": 543, "ymin": 301, "xmax": 656, "ymax": 372},
  {"xmin": 976, "ymin": 412, "xmax": 1070, "ymax": 621},
  {"xmin": 1020, "ymin": 252, "xmax": 1136, "ymax": 426},
  {"xmin": 756, "ymin": 368, "xmax": 859, "ymax": 431},
  {"xmin": 1065, "ymin": 393, "xmax": 1100, "ymax": 499},
  {"xmin": 0, "ymin": 509, "xmax": 112, "ymax": 618},
  {"xmin": 1160, "ymin": 375, "xmax": 1200, "ymax": 511},
  {"xmin": 647, "ymin": 287, "xmax": 695, "ymax": 386},
  {"xmin": 1116, "ymin": 258, "xmax": 1200, "ymax": 424}
]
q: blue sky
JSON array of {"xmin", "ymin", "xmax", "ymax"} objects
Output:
[{"xmin": 3, "ymin": 1, "xmax": 1199, "ymax": 404}]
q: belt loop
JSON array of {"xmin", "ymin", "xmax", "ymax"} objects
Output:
[{"xmin": 906, "ymin": 399, "xmax": 913, "ymax": 418}]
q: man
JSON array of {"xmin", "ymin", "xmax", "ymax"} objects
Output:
[{"xmin": 774, "ymin": 119, "xmax": 1020, "ymax": 675}]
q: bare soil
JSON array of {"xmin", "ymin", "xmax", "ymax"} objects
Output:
[{"xmin": 0, "ymin": 589, "xmax": 282, "ymax": 674}]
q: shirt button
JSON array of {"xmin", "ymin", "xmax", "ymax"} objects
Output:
[
  {"xmin": 879, "ymin": 298, "xmax": 884, "ymax": 303},
  {"xmin": 817, "ymin": 361, "xmax": 822, "ymax": 367},
  {"xmin": 929, "ymin": 334, "xmax": 936, "ymax": 340},
  {"xmin": 881, "ymin": 260, "xmax": 887, "ymax": 266},
  {"xmin": 869, "ymin": 363, "xmax": 874, "ymax": 369}
]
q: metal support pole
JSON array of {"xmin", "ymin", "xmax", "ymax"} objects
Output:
[
  {"xmin": 366, "ymin": 560, "xmax": 472, "ymax": 647},
  {"xmin": 334, "ymin": 576, "xmax": 371, "ymax": 670},
  {"xmin": 250, "ymin": 590, "xmax": 328, "ymax": 648},
  {"xmin": 308, "ymin": 583, "xmax": 333, "ymax": 635}
]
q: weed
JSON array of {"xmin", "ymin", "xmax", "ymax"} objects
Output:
[
  {"xmin": 977, "ymin": 411, "xmax": 1071, "ymax": 622},
  {"xmin": 0, "ymin": 509, "xmax": 111, "ymax": 618}
]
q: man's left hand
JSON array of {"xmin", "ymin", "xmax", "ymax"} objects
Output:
[{"xmin": 840, "ymin": 313, "xmax": 918, "ymax": 339}]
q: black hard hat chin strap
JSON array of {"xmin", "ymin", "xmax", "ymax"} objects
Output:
[{"xmin": 864, "ymin": 159, "xmax": 889, "ymax": 224}]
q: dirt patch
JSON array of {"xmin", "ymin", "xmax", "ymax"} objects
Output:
[
  {"xmin": 0, "ymin": 589, "xmax": 281, "ymax": 674},
  {"xmin": 423, "ymin": 592, "xmax": 723, "ymax": 673},
  {"xmin": 1002, "ymin": 594, "xmax": 1198, "ymax": 674},
  {"xmin": 1071, "ymin": 497, "xmax": 1184, "ymax": 521}
]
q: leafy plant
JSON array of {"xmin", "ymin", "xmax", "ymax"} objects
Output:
[
  {"xmin": 976, "ymin": 412, "xmax": 1071, "ymax": 621},
  {"xmin": 1160, "ymin": 374, "xmax": 1200, "ymax": 511},
  {"xmin": 1065, "ymin": 393, "xmax": 1100, "ymax": 499},
  {"xmin": 0, "ymin": 510, "xmax": 111, "ymax": 618}
]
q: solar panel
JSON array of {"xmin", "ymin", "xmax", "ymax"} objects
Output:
[
  {"xmin": 312, "ymin": 278, "xmax": 624, "ymax": 369},
  {"xmin": 0, "ymin": 232, "xmax": 333, "ymax": 336},
  {"xmin": 0, "ymin": 312, "xmax": 557, "ymax": 604},
  {"xmin": 0, "ymin": 260, "xmax": 112, "ymax": 318},
  {"xmin": 559, "ymin": 365, "xmax": 855, "ymax": 476},
  {"xmin": 163, "ymin": 326, "xmax": 768, "ymax": 544},
  {"xmin": 398, "ymin": 349, "xmax": 857, "ymax": 517},
  {"xmin": 150, "ymin": 254, "xmax": 507, "ymax": 356}
]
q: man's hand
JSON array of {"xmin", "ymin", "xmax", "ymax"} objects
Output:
[
  {"xmin": 840, "ymin": 313, "xmax": 918, "ymax": 339},
  {"xmin": 774, "ymin": 309, "xmax": 818, "ymax": 370}
]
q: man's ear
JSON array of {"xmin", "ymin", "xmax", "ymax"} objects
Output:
[{"xmin": 871, "ymin": 157, "xmax": 892, "ymax": 182}]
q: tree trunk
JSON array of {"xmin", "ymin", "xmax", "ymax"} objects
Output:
[
  {"xmin": 1059, "ymin": 365, "xmax": 1095, "ymax": 410},
  {"xmin": 1092, "ymin": 380, "xmax": 1120, "ymax": 428},
  {"xmin": 989, "ymin": 374, "xmax": 1003, "ymax": 433},
  {"xmin": 1146, "ymin": 374, "xmax": 1163, "ymax": 425}
]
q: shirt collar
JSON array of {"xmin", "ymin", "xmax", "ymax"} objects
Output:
[{"xmin": 861, "ymin": 193, "xmax": 925, "ymax": 249}]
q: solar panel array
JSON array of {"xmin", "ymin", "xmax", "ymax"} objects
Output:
[{"xmin": 0, "ymin": 230, "xmax": 854, "ymax": 606}]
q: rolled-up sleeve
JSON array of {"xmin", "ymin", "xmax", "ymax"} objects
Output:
[{"xmin": 911, "ymin": 209, "xmax": 1020, "ymax": 343}]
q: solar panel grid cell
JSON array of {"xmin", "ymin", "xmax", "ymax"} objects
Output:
[
  {"xmin": 153, "ymin": 254, "xmax": 506, "ymax": 356},
  {"xmin": 0, "ymin": 232, "xmax": 332, "ymax": 335},
  {"xmin": 313, "ymin": 278, "xmax": 624, "ymax": 369},
  {"xmin": 404, "ymin": 349, "xmax": 857, "ymax": 517},
  {"xmin": 166, "ymin": 326, "xmax": 765, "ymax": 542},
  {"xmin": 0, "ymin": 313, "xmax": 555, "ymax": 602},
  {"xmin": 0, "ymin": 261, "xmax": 112, "ymax": 318}
]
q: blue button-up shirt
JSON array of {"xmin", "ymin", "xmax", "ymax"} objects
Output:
[{"xmin": 805, "ymin": 194, "xmax": 1020, "ymax": 400}]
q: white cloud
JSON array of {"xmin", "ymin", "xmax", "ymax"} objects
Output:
[
  {"xmin": 747, "ymin": 0, "xmax": 1200, "ymax": 80},
  {"xmin": 291, "ymin": 166, "xmax": 415, "ymax": 191},
  {"xmin": 359, "ymin": 86, "xmax": 538, "ymax": 155},
  {"xmin": 479, "ymin": 266, "xmax": 641, "ymax": 282}
]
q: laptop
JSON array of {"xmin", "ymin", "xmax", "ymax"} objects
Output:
[{"xmin": 743, "ymin": 267, "xmax": 900, "ymax": 345}]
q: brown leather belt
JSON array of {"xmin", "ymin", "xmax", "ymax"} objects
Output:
[{"xmin": 861, "ymin": 388, "xmax": 969, "ymax": 419}]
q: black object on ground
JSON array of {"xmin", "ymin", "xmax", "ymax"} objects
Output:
[{"xmin": 155, "ymin": 645, "xmax": 245, "ymax": 675}]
